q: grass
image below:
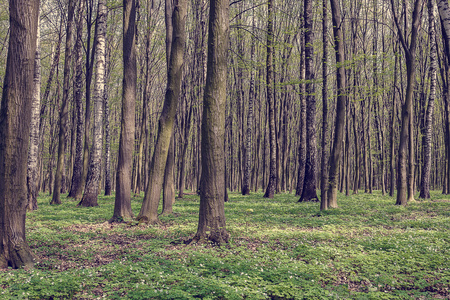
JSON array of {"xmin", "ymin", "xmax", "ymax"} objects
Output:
[{"xmin": 1, "ymin": 190, "xmax": 450, "ymax": 299}]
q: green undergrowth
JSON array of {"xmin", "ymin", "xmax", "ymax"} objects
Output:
[{"xmin": 1, "ymin": 190, "xmax": 449, "ymax": 299}]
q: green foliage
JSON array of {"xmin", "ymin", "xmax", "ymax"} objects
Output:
[{"xmin": 1, "ymin": 191, "xmax": 449, "ymax": 299}]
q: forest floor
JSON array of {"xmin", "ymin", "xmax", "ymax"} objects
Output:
[{"xmin": 0, "ymin": 190, "xmax": 449, "ymax": 299}]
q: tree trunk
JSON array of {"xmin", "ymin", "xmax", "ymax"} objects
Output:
[
  {"xmin": 0, "ymin": 0, "xmax": 39, "ymax": 269},
  {"xmin": 110, "ymin": 0, "xmax": 136, "ymax": 221},
  {"xmin": 137, "ymin": 0, "xmax": 186, "ymax": 224},
  {"xmin": 327, "ymin": 0, "xmax": 347, "ymax": 209},
  {"xmin": 320, "ymin": 0, "xmax": 328, "ymax": 210},
  {"xmin": 392, "ymin": 0, "xmax": 423, "ymax": 206},
  {"xmin": 295, "ymin": 28, "xmax": 306, "ymax": 197},
  {"xmin": 192, "ymin": 0, "xmax": 229, "ymax": 244},
  {"xmin": 299, "ymin": 0, "xmax": 318, "ymax": 203},
  {"xmin": 68, "ymin": 0, "xmax": 85, "ymax": 198},
  {"xmin": 263, "ymin": 0, "xmax": 276, "ymax": 199},
  {"xmin": 52, "ymin": 0, "xmax": 76, "ymax": 205},
  {"xmin": 74, "ymin": 0, "xmax": 97, "ymax": 199},
  {"xmin": 79, "ymin": 0, "xmax": 107, "ymax": 207},
  {"xmin": 27, "ymin": 21, "xmax": 41, "ymax": 211},
  {"xmin": 162, "ymin": 0, "xmax": 176, "ymax": 215},
  {"xmin": 242, "ymin": 13, "xmax": 255, "ymax": 196},
  {"xmin": 162, "ymin": 135, "xmax": 175, "ymax": 215}
]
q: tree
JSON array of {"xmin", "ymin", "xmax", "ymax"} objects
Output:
[
  {"xmin": 162, "ymin": 0, "xmax": 176, "ymax": 216},
  {"xmin": 68, "ymin": 0, "xmax": 85, "ymax": 199},
  {"xmin": 242, "ymin": 11, "xmax": 256, "ymax": 196},
  {"xmin": 299, "ymin": 0, "xmax": 318, "ymax": 202},
  {"xmin": 27, "ymin": 20, "xmax": 41, "ymax": 211},
  {"xmin": 263, "ymin": 0, "xmax": 276, "ymax": 199},
  {"xmin": 0, "ymin": 0, "xmax": 40, "ymax": 269},
  {"xmin": 320, "ymin": 0, "xmax": 328, "ymax": 211},
  {"xmin": 79, "ymin": 0, "xmax": 107, "ymax": 207},
  {"xmin": 191, "ymin": 0, "xmax": 229, "ymax": 244},
  {"xmin": 327, "ymin": 0, "xmax": 347, "ymax": 209},
  {"xmin": 391, "ymin": 0, "xmax": 423, "ymax": 206},
  {"xmin": 137, "ymin": 0, "xmax": 186, "ymax": 224},
  {"xmin": 110, "ymin": 0, "xmax": 136, "ymax": 222},
  {"xmin": 420, "ymin": 0, "xmax": 437, "ymax": 199},
  {"xmin": 51, "ymin": 0, "xmax": 76, "ymax": 205}
]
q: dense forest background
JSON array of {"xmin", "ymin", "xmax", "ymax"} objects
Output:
[{"xmin": 0, "ymin": 0, "xmax": 449, "ymax": 208}]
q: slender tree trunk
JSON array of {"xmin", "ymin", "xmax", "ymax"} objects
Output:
[
  {"xmin": 68, "ymin": 0, "xmax": 85, "ymax": 198},
  {"xmin": 393, "ymin": 0, "xmax": 423, "ymax": 206},
  {"xmin": 390, "ymin": 51, "xmax": 399, "ymax": 197},
  {"xmin": 327, "ymin": 0, "xmax": 347, "ymax": 208},
  {"xmin": 242, "ymin": 13, "xmax": 255, "ymax": 196},
  {"xmin": 27, "ymin": 21, "xmax": 41, "ymax": 211},
  {"xmin": 162, "ymin": 0, "xmax": 176, "ymax": 215},
  {"xmin": 52, "ymin": 0, "xmax": 76, "ymax": 205},
  {"xmin": 74, "ymin": 0, "xmax": 97, "ymax": 199},
  {"xmin": 192, "ymin": 0, "xmax": 229, "ymax": 244},
  {"xmin": 264, "ymin": 0, "xmax": 276, "ymax": 199},
  {"xmin": 320, "ymin": 0, "xmax": 328, "ymax": 210},
  {"xmin": 137, "ymin": 0, "xmax": 186, "ymax": 224},
  {"xmin": 110, "ymin": 0, "xmax": 136, "ymax": 221},
  {"xmin": 104, "ymin": 57, "xmax": 112, "ymax": 196},
  {"xmin": 0, "ymin": 0, "xmax": 40, "ymax": 269},
  {"xmin": 299, "ymin": 0, "xmax": 318, "ymax": 202},
  {"xmin": 295, "ymin": 30, "xmax": 306, "ymax": 197},
  {"xmin": 79, "ymin": 0, "xmax": 107, "ymax": 207}
]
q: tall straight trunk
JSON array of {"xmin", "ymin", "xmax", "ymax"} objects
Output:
[
  {"xmin": 390, "ymin": 51, "xmax": 399, "ymax": 197},
  {"xmin": 79, "ymin": 0, "xmax": 107, "ymax": 207},
  {"xmin": 263, "ymin": 0, "xmax": 276, "ymax": 199},
  {"xmin": 295, "ymin": 29, "xmax": 306, "ymax": 197},
  {"xmin": 320, "ymin": 0, "xmax": 328, "ymax": 210},
  {"xmin": 104, "ymin": 57, "xmax": 112, "ymax": 196},
  {"xmin": 327, "ymin": 0, "xmax": 347, "ymax": 208},
  {"xmin": 192, "ymin": 0, "xmax": 229, "ymax": 244},
  {"xmin": 110, "ymin": 0, "xmax": 136, "ymax": 221},
  {"xmin": 27, "ymin": 21, "xmax": 41, "ymax": 211},
  {"xmin": 74, "ymin": 0, "xmax": 97, "ymax": 199},
  {"xmin": 52, "ymin": 0, "xmax": 76, "ymax": 205},
  {"xmin": 178, "ymin": 98, "xmax": 193, "ymax": 198},
  {"xmin": 299, "ymin": 0, "xmax": 318, "ymax": 202},
  {"xmin": 137, "ymin": 0, "xmax": 186, "ymax": 224},
  {"xmin": 68, "ymin": 0, "xmax": 84, "ymax": 198},
  {"xmin": 134, "ymin": 0, "xmax": 155, "ymax": 196},
  {"xmin": 242, "ymin": 13, "xmax": 256, "ymax": 196},
  {"xmin": 162, "ymin": 0, "xmax": 176, "ymax": 215},
  {"xmin": 393, "ymin": 0, "xmax": 423, "ymax": 206},
  {"xmin": 0, "ymin": 0, "xmax": 40, "ymax": 269},
  {"xmin": 352, "ymin": 102, "xmax": 360, "ymax": 194}
]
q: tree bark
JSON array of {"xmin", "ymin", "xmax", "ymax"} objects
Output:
[
  {"xmin": 327, "ymin": 0, "xmax": 347, "ymax": 208},
  {"xmin": 320, "ymin": 0, "xmax": 328, "ymax": 210},
  {"xmin": 27, "ymin": 21, "xmax": 41, "ymax": 211},
  {"xmin": 52, "ymin": 0, "xmax": 76, "ymax": 205},
  {"xmin": 419, "ymin": 0, "xmax": 436, "ymax": 199},
  {"xmin": 0, "ymin": 0, "xmax": 40, "ymax": 269},
  {"xmin": 137, "ymin": 0, "xmax": 186, "ymax": 224},
  {"xmin": 242, "ymin": 12, "xmax": 256, "ymax": 196},
  {"xmin": 263, "ymin": 0, "xmax": 276, "ymax": 199},
  {"xmin": 192, "ymin": 0, "xmax": 229, "ymax": 244},
  {"xmin": 299, "ymin": 0, "xmax": 318, "ymax": 203},
  {"xmin": 68, "ymin": 0, "xmax": 85, "ymax": 198},
  {"xmin": 79, "ymin": 0, "xmax": 107, "ymax": 207},
  {"xmin": 162, "ymin": 135, "xmax": 175, "ymax": 215},
  {"xmin": 110, "ymin": 0, "xmax": 136, "ymax": 221},
  {"xmin": 392, "ymin": 0, "xmax": 423, "ymax": 206},
  {"xmin": 74, "ymin": 0, "xmax": 97, "ymax": 199}
]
